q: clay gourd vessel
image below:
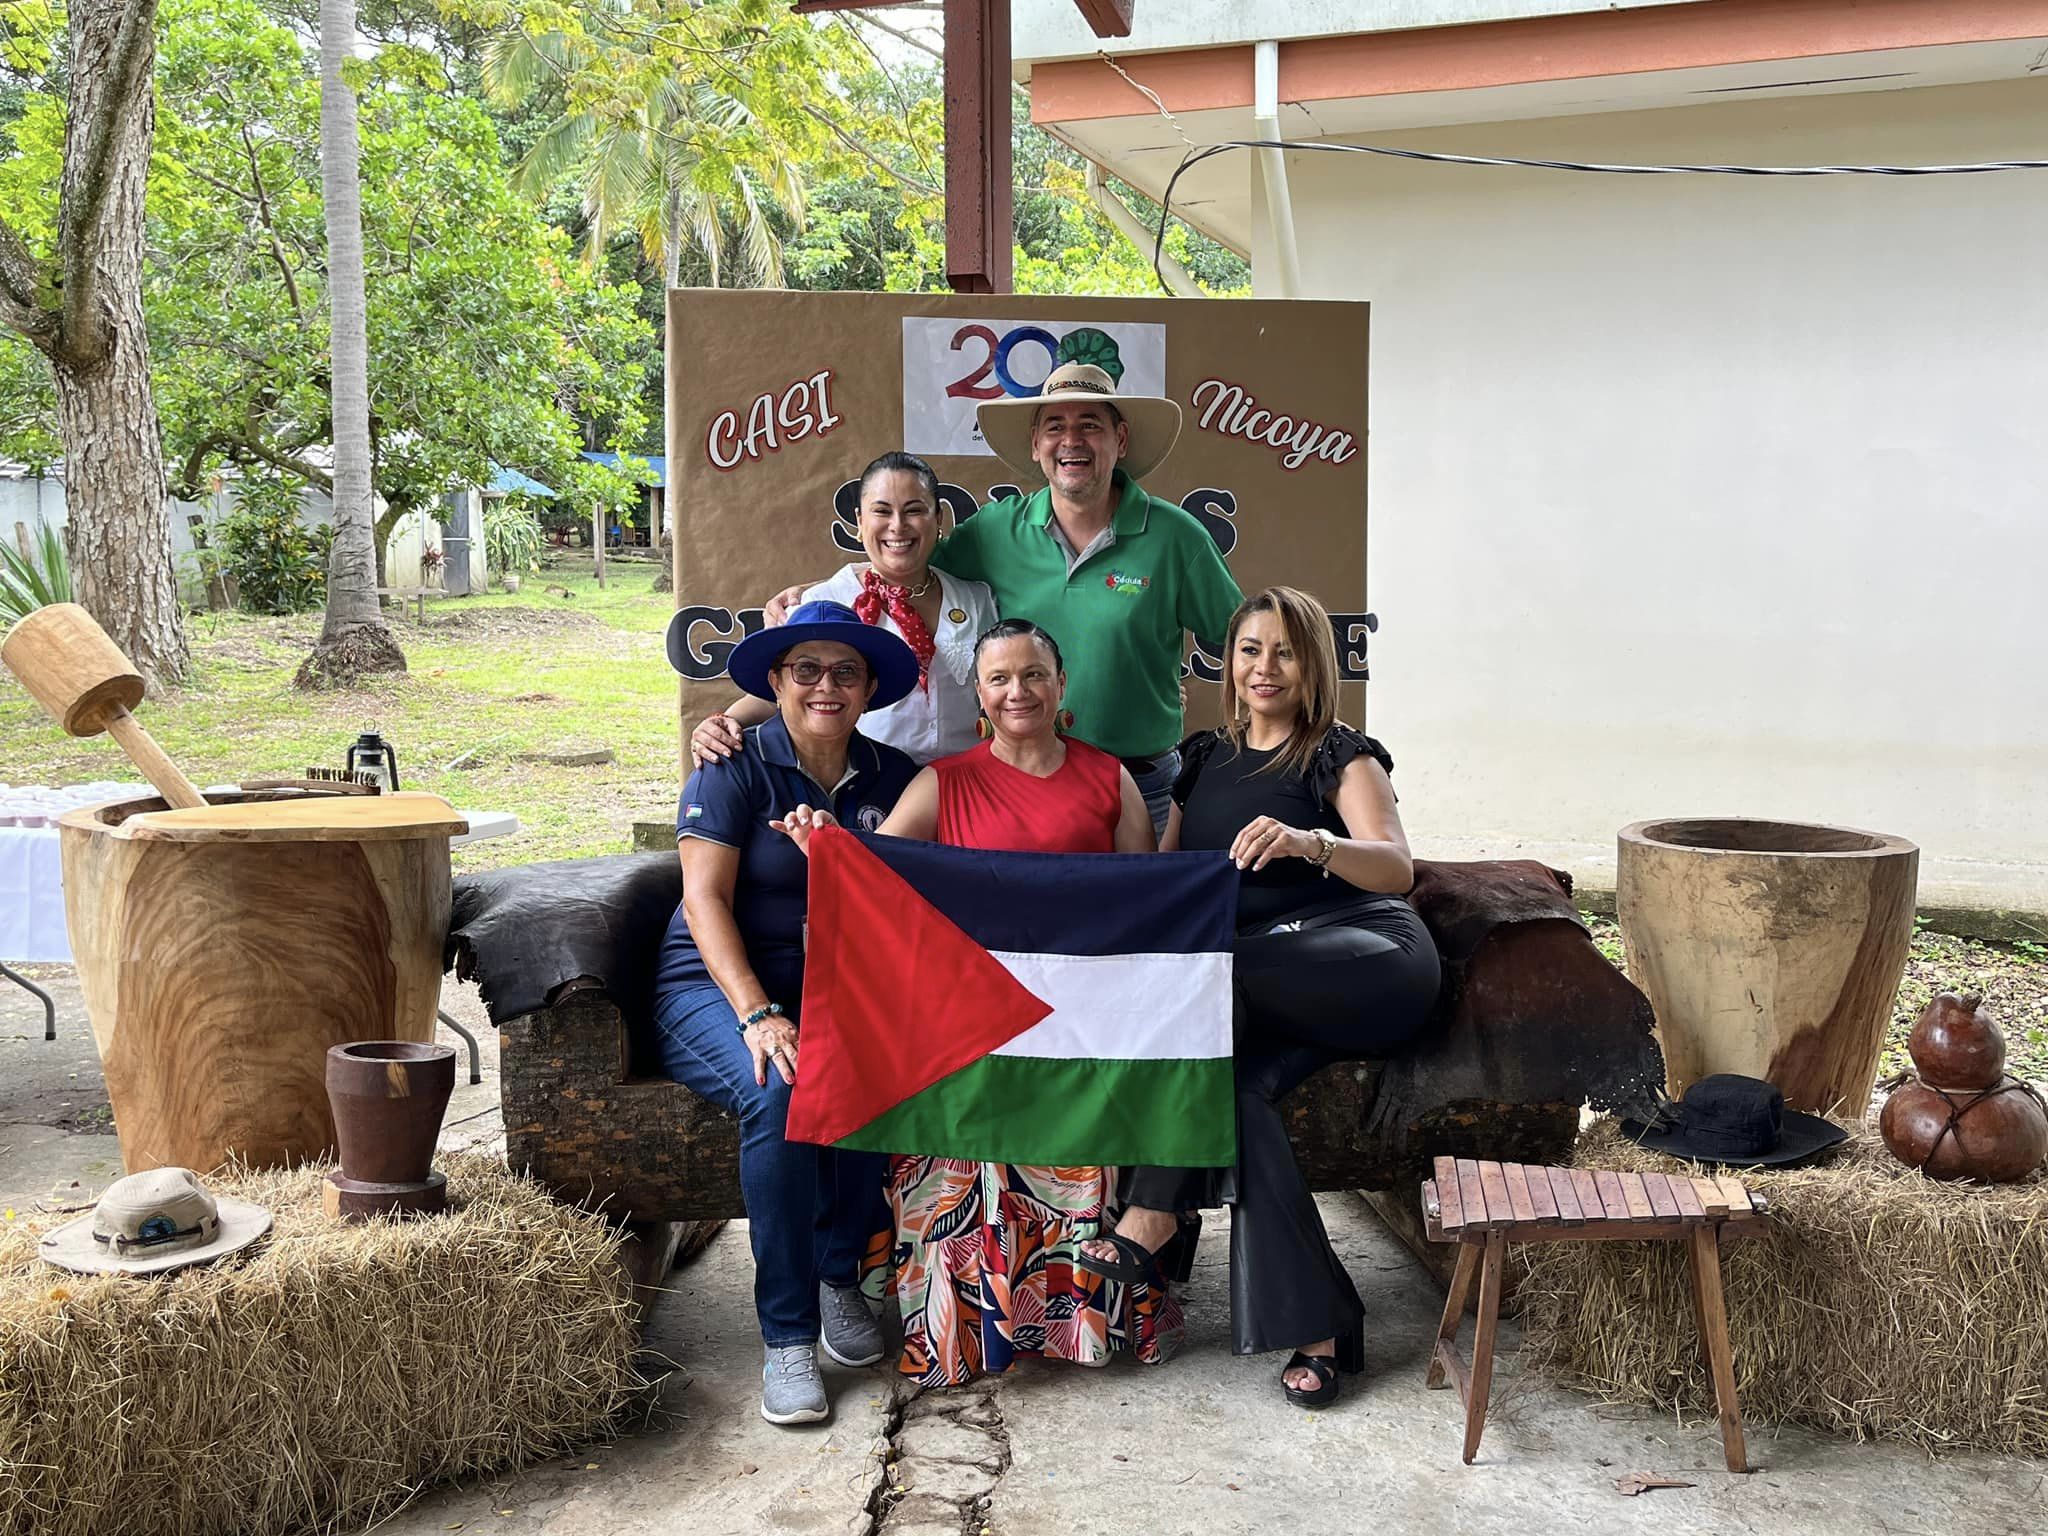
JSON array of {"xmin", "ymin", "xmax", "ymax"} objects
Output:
[
  {"xmin": 1905, "ymin": 992, "xmax": 2005, "ymax": 1090},
  {"xmin": 1879, "ymin": 995, "xmax": 2047, "ymax": 1182}
]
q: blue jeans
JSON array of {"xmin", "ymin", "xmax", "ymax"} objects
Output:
[
  {"xmin": 1123, "ymin": 747, "xmax": 1183, "ymax": 839},
  {"xmin": 653, "ymin": 983, "xmax": 887, "ymax": 1347}
]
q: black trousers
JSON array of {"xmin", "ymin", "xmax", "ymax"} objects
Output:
[{"xmin": 1124, "ymin": 899, "xmax": 1441, "ymax": 1356}]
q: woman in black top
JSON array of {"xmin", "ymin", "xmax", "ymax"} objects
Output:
[{"xmin": 1079, "ymin": 586, "xmax": 1440, "ymax": 1409}]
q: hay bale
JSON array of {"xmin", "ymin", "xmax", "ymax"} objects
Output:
[
  {"xmin": 1517, "ymin": 1121, "xmax": 2048, "ymax": 1456},
  {"xmin": 0, "ymin": 1154, "xmax": 644, "ymax": 1536}
]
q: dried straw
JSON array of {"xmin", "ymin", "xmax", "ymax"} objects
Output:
[
  {"xmin": 0, "ymin": 1154, "xmax": 644, "ymax": 1536},
  {"xmin": 1516, "ymin": 1121, "xmax": 2048, "ymax": 1456}
]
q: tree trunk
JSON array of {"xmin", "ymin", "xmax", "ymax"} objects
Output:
[
  {"xmin": 652, "ymin": 193, "xmax": 679, "ymax": 597},
  {"xmin": 51, "ymin": 319, "xmax": 188, "ymax": 689},
  {"xmin": 663, "ymin": 186, "xmax": 682, "ymax": 291},
  {"xmin": 651, "ymin": 527, "xmax": 673, "ymax": 594},
  {"xmin": 299, "ymin": 0, "xmax": 403, "ymax": 691},
  {"xmin": 372, "ymin": 499, "xmax": 408, "ymax": 592},
  {"xmin": 2, "ymin": 0, "xmax": 190, "ymax": 691}
]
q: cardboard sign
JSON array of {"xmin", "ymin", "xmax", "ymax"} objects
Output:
[{"xmin": 667, "ymin": 290, "xmax": 1371, "ymax": 749}]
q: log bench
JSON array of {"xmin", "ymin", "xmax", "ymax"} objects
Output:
[{"xmin": 447, "ymin": 854, "xmax": 1667, "ymax": 1229}]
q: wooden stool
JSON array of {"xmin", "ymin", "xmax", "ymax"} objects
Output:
[{"xmin": 1421, "ymin": 1156, "xmax": 1769, "ymax": 1472}]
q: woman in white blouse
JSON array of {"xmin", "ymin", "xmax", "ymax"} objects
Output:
[{"xmin": 687, "ymin": 453, "xmax": 1000, "ymax": 767}]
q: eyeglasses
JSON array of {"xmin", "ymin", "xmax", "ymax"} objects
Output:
[{"xmin": 779, "ymin": 659, "xmax": 867, "ymax": 688}]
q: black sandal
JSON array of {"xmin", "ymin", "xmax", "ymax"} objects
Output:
[
  {"xmin": 1281, "ymin": 1334, "xmax": 1364, "ymax": 1410},
  {"xmin": 1075, "ymin": 1215, "xmax": 1199, "ymax": 1287}
]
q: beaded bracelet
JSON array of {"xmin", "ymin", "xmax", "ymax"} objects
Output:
[{"xmin": 738, "ymin": 1002, "xmax": 784, "ymax": 1033}]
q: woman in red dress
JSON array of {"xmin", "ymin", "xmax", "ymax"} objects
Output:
[{"xmin": 778, "ymin": 620, "xmax": 1167, "ymax": 1384}]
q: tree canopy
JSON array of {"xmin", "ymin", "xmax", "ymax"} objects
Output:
[
  {"xmin": 1, "ymin": 0, "xmax": 652, "ymax": 538},
  {"xmin": 0, "ymin": 0, "xmax": 1247, "ymax": 582}
]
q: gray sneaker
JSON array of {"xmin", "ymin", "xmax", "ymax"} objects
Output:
[
  {"xmin": 761, "ymin": 1343, "xmax": 829, "ymax": 1425},
  {"xmin": 818, "ymin": 1281, "xmax": 885, "ymax": 1367}
]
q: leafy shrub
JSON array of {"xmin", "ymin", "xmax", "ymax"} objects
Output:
[
  {"xmin": 536, "ymin": 499, "xmax": 583, "ymax": 538},
  {"xmin": 483, "ymin": 498, "xmax": 544, "ymax": 576},
  {"xmin": 207, "ymin": 478, "xmax": 332, "ymax": 614},
  {"xmin": 0, "ymin": 518, "xmax": 71, "ymax": 626}
]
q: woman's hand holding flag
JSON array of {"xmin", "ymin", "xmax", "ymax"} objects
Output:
[{"xmin": 771, "ymin": 804, "xmax": 839, "ymax": 857}]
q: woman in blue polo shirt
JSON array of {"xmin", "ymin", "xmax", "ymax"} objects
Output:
[{"xmin": 654, "ymin": 601, "xmax": 921, "ymax": 1427}]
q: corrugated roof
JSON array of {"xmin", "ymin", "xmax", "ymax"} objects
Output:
[
  {"xmin": 580, "ymin": 451, "xmax": 666, "ymax": 488},
  {"xmin": 489, "ymin": 466, "xmax": 557, "ymax": 497}
]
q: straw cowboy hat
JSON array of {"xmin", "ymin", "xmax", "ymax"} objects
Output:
[
  {"xmin": 39, "ymin": 1166, "xmax": 273, "ymax": 1277},
  {"xmin": 976, "ymin": 361, "xmax": 1183, "ymax": 483}
]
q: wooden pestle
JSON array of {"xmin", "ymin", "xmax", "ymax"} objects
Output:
[{"xmin": 0, "ymin": 603, "xmax": 208, "ymax": 810}]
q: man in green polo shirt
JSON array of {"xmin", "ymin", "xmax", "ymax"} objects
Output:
[{"xmin": 700, "ymin": 361, "xmax": 1242, "ymax": 832}]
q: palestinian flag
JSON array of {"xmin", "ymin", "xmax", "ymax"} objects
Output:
[{"xmin": 785, "ymin": 827, "xmax": 1237, "ymax": 1166}]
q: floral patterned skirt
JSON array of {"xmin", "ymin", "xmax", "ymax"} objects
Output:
[{"xmin": 864, "ymin": 1156, "xmax": 1185, "ymax": 1387}]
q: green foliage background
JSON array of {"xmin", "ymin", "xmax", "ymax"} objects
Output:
[{"xmin": 0, "ymin": 1, "xmax": 1246, "ymax": 514}]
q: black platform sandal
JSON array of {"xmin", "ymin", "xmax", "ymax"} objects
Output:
[{"xmin": 1281, "ymin": 1334, "xmax": 1364, "ymax": 1410}]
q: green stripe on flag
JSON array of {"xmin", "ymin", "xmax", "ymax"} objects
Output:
[{"xmin": 832, "ymin": 1055, "xmax": 1235, "ymax": 1167}]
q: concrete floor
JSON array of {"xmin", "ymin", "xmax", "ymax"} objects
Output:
[{"xmin": 5, "ymin": 969, "xmax": 2044, "ymax": 1536}]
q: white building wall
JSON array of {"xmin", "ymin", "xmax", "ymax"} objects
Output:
[
  {"xmin": 383, "ymin": 504, "xmax": 441, "ymax": 590},
  {"xmin": 1254, "ymin": 78, "xmax": 2048, "ymax": 902}
]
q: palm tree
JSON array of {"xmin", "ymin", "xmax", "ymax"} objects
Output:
[
  {"xmin": 299, "ymin": 0, "xmax": 404, "ymax": 687},
  {"xmin": 485, "ymin": 28, "xmax": 805, "ymax": 289}
]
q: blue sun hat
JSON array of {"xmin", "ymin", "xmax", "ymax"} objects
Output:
[{"xmin": 687, "ymin": 599, "xmax": 920, "ymax": 710}]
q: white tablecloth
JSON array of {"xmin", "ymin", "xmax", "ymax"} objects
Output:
[
  {"xmin": 0, "ymin": 808, "xmax": 521, "ymax": 964},
  {"xmin": 0, "ymin": 825, "xmax": 67, "ymax": 963}
]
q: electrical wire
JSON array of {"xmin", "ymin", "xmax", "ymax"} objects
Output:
[{"xmin": 1152, "ymin": 138, "xmax": 2048, "ymax": 292}]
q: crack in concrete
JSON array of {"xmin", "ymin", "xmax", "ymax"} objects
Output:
[{"xmin": 865, "ymin": 1375, "xmax": 1013, "ymax": 1536}]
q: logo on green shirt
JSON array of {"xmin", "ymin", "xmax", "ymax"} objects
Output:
[{"xmin": 1104, "ymin": 570, "xmax": 1151, "ymax": 597}]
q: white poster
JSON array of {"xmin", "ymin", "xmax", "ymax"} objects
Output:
[{"xmin": 901, "ymin": 317, "xmax": 1168, "ymax": 458}]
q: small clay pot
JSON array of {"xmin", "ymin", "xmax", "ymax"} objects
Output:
[
  {"xmin": 1880, "ymin": 1075, "xmax": 2048, "ymax": 1182},
  {"xmin": 326, "ymin": 1041, "xmax": 456, "ymax": 1185},
  {"xmin": 1907, "ymin": 992, "xmax": 2005, "ymax": 1090}
]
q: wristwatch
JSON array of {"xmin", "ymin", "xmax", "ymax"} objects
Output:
[{"xmin": 1309, "ymin": 827, "xmax": 1339, "ymax": 874}]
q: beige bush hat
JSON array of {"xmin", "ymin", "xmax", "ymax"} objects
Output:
[
  {"xmin": 39, "ymin": 1166, "xmax": 273, "ymax": 1277},
  {"xmin": 976, "ymin": 361, "xmax": 1183, "ymax": 483}
]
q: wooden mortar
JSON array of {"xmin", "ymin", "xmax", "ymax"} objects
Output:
[
  {"xmin": 59, "ymin": 790, "xmax": 467, "ymax": 1173},
  {"xmin": 1617, "ymin": 817, "xmax": 1918, "ymax": 1114}
]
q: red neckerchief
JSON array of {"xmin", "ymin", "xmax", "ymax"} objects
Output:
[{"xmin": 854, "ymin": 567, "xmax": 936, "ymax": 692}]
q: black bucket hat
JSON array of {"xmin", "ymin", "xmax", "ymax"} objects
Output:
[{"xmin": 1620, "ymin": 1074, "xmax": 1847, "ymax": 1167}]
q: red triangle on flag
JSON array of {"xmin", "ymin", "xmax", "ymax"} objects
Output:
[{"xmin": 785, "ymin": 826, "xmax": 1052, "ymax": 1148}]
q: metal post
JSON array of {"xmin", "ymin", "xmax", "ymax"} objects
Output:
[{"xmin": 1254, "ymin": 39, "xmax": 1304, "ymax": 299}]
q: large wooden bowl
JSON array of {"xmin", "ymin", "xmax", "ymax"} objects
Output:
[
  {"xmin": 58, "ymin": 790, "xmax": 467, "ymax": 1173},
  {"xmin": 1617, "ymin": 817, "xmax": 1918, "ymax": 1115}
]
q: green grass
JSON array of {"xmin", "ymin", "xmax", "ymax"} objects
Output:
[{"xmin": 0, "ymin": 556, "xmax": 679, "ymax": 870}]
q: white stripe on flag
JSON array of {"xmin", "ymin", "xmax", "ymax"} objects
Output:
[{"xmin": 987, "ymin": 951, "xmax": 1232, "ymax": 1062}]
